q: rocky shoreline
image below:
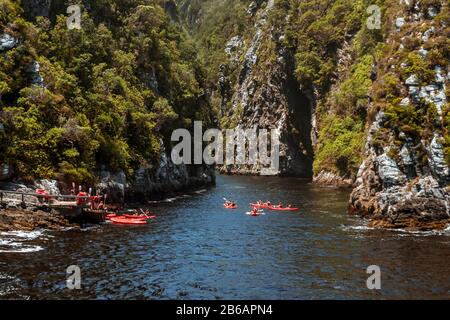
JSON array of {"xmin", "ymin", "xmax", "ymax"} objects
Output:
[
  {"xmin": 312, "ymin": 171, "xmax": 353, "ymax": 188},
  {"xmin": 0, "ymin": 209, "xmax": 78, "ymax": 232}
]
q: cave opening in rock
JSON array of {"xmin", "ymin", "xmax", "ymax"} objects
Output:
[{"xmin": 282, "ymin": 74, "xmax": 314, "ymax": 179}]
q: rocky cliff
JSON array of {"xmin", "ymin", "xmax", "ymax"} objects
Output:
[
  {"xmin": 349, "ymin": 0, "xmax": 450, "ymax": 230},
  {"xmin": 96, "ymin": 147, "xmax": 215, "ymax": 203},
  {"xmin": 177, "ymin": 0, "xmax": 314, "ymax": 176}
]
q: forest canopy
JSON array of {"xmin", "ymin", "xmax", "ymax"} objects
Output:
[{"xmin": 0, "ymin": 0, "xmax": 212, "ymax": 184}]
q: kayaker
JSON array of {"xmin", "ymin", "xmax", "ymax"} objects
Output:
[{"xmin": 266, "ymin": 200, "xmax": 271, "ymax": 206}]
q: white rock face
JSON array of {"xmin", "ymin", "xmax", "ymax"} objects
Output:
[
  {"xmin": 435, "ymin": 66, "xmax": 445, "ymax": 83},
  {"xmin": 400, "ymin": 97, "xmax": 410, "ymax": 106},
  {"xmin": 0, "ymin": 33, "xmax": 18, "ymax": 51},
  {"xmin": 395, "ymin": 17, "xmax": 406, "ymax": 30},
  {"xmin": 376, "ymin": 154, "xmax": 407, "ymax": 188},
  {"xmin": 405, "ymin": 74, "xmax": 419, "ymax": 86},
  {"xmin": 427, "ymin": 6, "xmax": 438, "ymax": 18},
  {"xmin": 27, "ymin": 61, "xmax": 44, "ymax": 86},
  {"xmin": 225, "ymin": 36, "xmax": 243, "ymax": 63},
  {"xmin": 422, "ymin": 27, "xmax": 435, "ymax": 41},
  {"xmin": 400, "ymin": 0, "xmax": 412, "ymax": 6},
  {"xmin": 418, "ymin": 47, "xmax": 428, "ymax": 58},
  {"xmin": 399, "ymin": 145, "xmax": 414, "ymax": 166},
  {"xmin": 428, "ymin": 135, "xmax": 449, "ymax": 182}
]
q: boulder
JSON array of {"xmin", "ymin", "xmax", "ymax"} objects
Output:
[
  {"xmin": 0, "ymin": 33, "xmax": 18, "ymax": 51},
  {"xmin": 376, "ymin": 154, "xmax": 407, "ymax": 188}
]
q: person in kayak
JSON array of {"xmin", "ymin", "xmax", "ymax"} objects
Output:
[{"xmin": 224, "ymin": 200, "xmax": 236, "ymax": 207}]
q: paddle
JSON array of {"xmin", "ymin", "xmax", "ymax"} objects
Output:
[{"xmin": 139, "ymin": 208, "xmax": 156, "ymax": 219}]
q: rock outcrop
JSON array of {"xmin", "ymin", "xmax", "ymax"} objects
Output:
[
  {"xmin": 0, "ymin": 33, "xmax": 18, "ymax": 51},
  {"xmin": 96, "ymin": 148, "xmax": 215, "ymax": 203},
  {"xmin": 313, "ymin": 171, "xmax": 352, "ymax": 188},
  {"xmin": 349, "ymin": 1, "xmax": 450, "ymax": 230},
  {"xmin": 0, "ymin": 209, "xmax": 77, "ymax": 231}
]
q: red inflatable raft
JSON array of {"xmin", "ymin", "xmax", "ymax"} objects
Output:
[
  {"xmin": 123, "ymin": 214, "xmax": 156, "ymax": 219},
  {"xmin": 110, "ymin": 216, "xmax": 148, "ymax": 225},
  {"xmin": 250, "ymin": 203, "xmax": 270, "ymax": 209},
  {"xmin": 224, "ymin": 204, "xmax": 237, "ymax": 209},
  {"xmin": 268, "ymin": 206, "xmax": 299, "ymax": 211}
]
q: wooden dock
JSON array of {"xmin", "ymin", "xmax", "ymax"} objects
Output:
[{"xmin": 0, "ymin": 189, "xmax": 107, "ymax": 222}]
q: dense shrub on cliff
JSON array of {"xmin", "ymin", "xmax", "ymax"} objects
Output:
[
  {"xmin": 176, "ymin": 0, "xmax": 254, "ymax": 88},
  {"xmin": 0, "ymin": 0, "xmax": 212, "ymax": 184}
]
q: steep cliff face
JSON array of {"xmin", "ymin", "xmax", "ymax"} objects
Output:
[
  {"xmin": 220, "ymin": 0, "xmax": 313, "ymax": 176},
  {"xmin": 177, "ymin": 0, "xmax": 314, "ymax": 176},
  {"xmin": 349, "ymin": 0, "xmax": 450, "ymax": 230}
]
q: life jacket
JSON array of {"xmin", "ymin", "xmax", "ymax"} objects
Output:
[{"xmin": 76, "ymin": 192, "xmax": 88, "ymax": 205}]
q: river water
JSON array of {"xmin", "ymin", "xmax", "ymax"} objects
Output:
[{"xmin": 1, "ymin": 175, "xmax": 450, "ymax": 299}]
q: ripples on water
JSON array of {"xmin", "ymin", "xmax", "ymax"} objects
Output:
[{"xmin": 1, "ymin": 175, "xmax": 450, "ymax": 299}]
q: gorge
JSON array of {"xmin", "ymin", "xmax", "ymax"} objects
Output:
[
  {"xmin": 175, "ymin": 0, "xmax": 450, "ymax": 230},
  {"xmin": 0, "ymin": 0, "xmax": 449, "ymax": 230}
]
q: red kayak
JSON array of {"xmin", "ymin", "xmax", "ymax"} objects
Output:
[
  {"xmin": 110, "ymin": 217, "xmax": 148, "ymax": 225},
  {"xmin": 250, "ymin": 203, "xmax": 270, "ymax": 209},
  {"xmin": 123, "ymin": 214, "xmax": 156, "ymax": 219},
  {"xmin": 268, "ymin": 206, "xmax": 299, "ymax": 211},
  {"xmin": 224, "ymin": 204, "xmax": 237, "ymax": 209}
]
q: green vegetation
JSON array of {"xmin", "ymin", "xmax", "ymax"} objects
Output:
[
  {"xmin": 271, "ymin": 0, "xmax": 382, "ymax": 178},
  {"xmin": 313, "ymin": 115, "xmax": 365, "ymax": 178},
  {"xmin": 313, "ymin": 56, "xmax": 374, "ymax": 178},
  {"xmin": 176, "ymin": 0, "xmax": 253, "ymax": 89},
  {"xmin": 0, "ymin": 0, "xmax": 212, "ymax": 184},
  {"xmin": 1, "ymin": 0, "xmax": 449, "ymax": 184}
]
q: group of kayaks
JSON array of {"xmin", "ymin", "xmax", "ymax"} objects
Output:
[
  {"xmin": 250, "ymin": 202, "xmax": 299, "ymax": 211},
  {"xmin": 223, "ymin": 200, "xmax": 299, "ymax": 217},
  {"xmin": 105, "ymin": 210, "xmax": 156, "ymax": 225}
]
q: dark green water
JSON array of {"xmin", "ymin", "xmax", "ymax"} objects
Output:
[{"xmin": 1, "ymin": 175, "xmax": 450, "ymax": 299}]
